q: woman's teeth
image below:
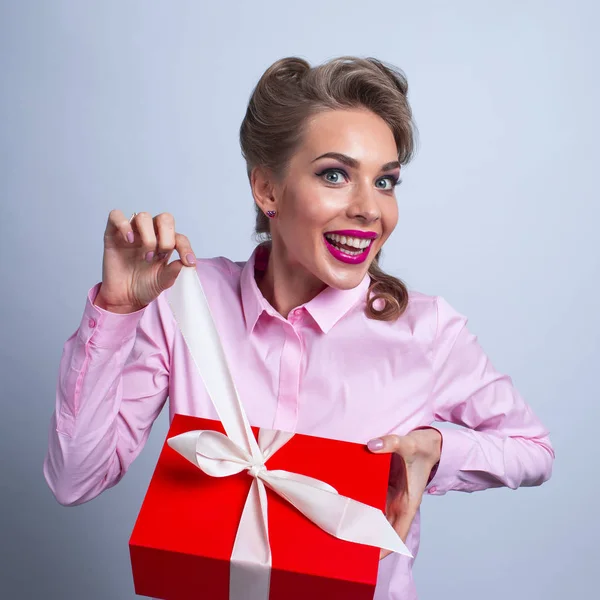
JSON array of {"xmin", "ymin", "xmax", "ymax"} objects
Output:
[{"xmin": 324, "ymin": 233, "xmax": 373, "ymax": 256}]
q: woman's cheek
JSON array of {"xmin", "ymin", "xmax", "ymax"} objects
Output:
[
  {"xmin": 382, "ymin": 204, "xmax": 399, "ymax": 235},
  {"xmin": 316, "ymin": 191, "xmax": 349, "ymax": 218},
  {"xmin": 302, "ymin": 193, "xmax": 336, "ymax": 223}
]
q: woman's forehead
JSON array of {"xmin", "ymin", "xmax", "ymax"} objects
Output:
[{"xmin": 298, "ymin": 110, "xmax": 398, "ymax": 166}]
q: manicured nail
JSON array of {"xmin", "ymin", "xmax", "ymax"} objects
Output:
[
  {"xmin": 158, "ymin": 252, "xmax": 169, "ymax": 260},
  {"xmin": 127, "ymin": 231, "xmax": 134, "ymax": 243},
  {"xmin": 145, "ymin": 251, "xmax": 155, "ymax": 263},
  {"xmin": 367, "ymin": 438, "xmax": 384, "ymax": 451},
  {"xmin": 186, "ymin": 253, "xmax": 196, "ymax": 265}
]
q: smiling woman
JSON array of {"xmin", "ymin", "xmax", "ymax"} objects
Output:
[
  {"xmin": 44, "ymin": 55, "xmax": 554, "ymax": 600},
  {"xmin": 240, "ymin": 56, "xmax": 416, "ymax": 321}
]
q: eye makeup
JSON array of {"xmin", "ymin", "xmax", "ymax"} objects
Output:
[{"xmin": 315, "ymin": 167, "xmax": 401, "ymax": 189}]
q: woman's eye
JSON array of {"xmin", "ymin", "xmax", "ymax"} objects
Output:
[
  {"xmin": 376, "ymin": 176, "xmax": 399, "ymax": 191},
  {"xmin": 318, "ymin": 168, "xmax": 347, "ymax": 184}
]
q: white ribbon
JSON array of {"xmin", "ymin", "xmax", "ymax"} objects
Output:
[{"xmin": 166, "ymin": 266, "xmax": 412, "ymax": 600}]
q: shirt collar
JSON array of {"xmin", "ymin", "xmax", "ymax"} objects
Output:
[{"xmin": 240, "ymin": 243, "xmax": 371, "ymax": 334}]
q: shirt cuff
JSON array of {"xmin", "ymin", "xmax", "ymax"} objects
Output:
[
  {"xmin": 78, "ymin": 283, "xmax": 148, "ymax": 348},
  {"xmin": 422, "ymin": 427, "xmax": 477, "ymax": 495}
]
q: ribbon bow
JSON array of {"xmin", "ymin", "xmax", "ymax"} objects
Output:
[{"xmin": 166, "ymin": 266, "xmax": 412, "ymax": 600}]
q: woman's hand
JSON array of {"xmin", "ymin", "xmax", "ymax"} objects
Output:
[
  {"xmin": 94, "ymin": 210, "xmax": 198, "ymax": 313},
  {"xmin": 367, "ymin": 428, "xmax": 442, "ymax": 560}
]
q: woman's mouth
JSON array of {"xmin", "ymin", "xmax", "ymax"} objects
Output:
[{"xmin": 323, "ymin": 232, "xmax": 375, "ymax": 265}]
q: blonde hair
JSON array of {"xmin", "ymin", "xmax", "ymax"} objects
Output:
[{"xmin": 239, "ymin": 56, "xmax": 417, "ymax": 321}]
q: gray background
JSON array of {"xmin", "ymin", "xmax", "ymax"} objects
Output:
[{"xmin": 1, "ymin": 1, "xmax": 597, "ymax": 598}]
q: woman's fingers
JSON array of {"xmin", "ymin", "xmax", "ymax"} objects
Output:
[
  {"xmin": 105, "ymin": 209, "xmax": 135, "ymax": 245},
  {"xmin": 106, "ymin": 211, "xmax": 196, "ymax": 267},
  {"xmin": 367, "ymin": 434, "xmax": 418, "ymax": 457},
  {"xmin": 157, "ymin": 230, "xmax": 197, "ymax": 291},
  {"xmin": 153, "ymin": 213, "xmax": 176, "ymax": 260},
  {"xmin": 131, "ymin": 212, "xmax": 157, "ymax": 262},
  {"xmin": 173, "ymin": 232, "xmax": 196, "ymax": 266}
]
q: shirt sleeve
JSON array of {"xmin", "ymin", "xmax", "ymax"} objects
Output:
[
  {"xmin": 43, "ymin": 282, "xmax": 175, "ymax": 506},
  {"xmin": 424, "ymin": 296, "xmax": 555, "ymax": 496}
]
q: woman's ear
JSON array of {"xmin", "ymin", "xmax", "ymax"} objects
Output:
[{"xmin": 251, "ymin": 166, "xmax": 279, "ymax": 216}]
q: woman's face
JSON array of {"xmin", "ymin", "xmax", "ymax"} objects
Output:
[{"xmin": 265, "ymin": 108, "xmax": 401, "ymax": 290}]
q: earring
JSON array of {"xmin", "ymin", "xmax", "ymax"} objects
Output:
[{"xmin": 266, "ymin": 210, "xmax": 276, "ymax": 218}]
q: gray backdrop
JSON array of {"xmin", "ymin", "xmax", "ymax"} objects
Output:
[{"xmin": 1, "ymin": 1, "xmax": 597, "ymax": 598}]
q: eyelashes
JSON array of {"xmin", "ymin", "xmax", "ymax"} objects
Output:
[{"xmin": 315, "ymin": 167, "xmax": 402, "ymax": 190}]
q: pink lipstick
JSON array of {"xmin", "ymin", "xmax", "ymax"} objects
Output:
[{"xmin": 323, "ymin": 230, "xmax": 377, "ymax": 265}]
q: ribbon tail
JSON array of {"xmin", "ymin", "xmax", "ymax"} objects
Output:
[
  {"xmin": 230, "ymin": 478, "xmax": 272, "ymax": 600},
  {"xmin": 167, "ymin": 266, "xmax": 261, "ymax": 459},
  {"xmin": 263, "ymin": 473, "xmax": 413, "ymax": 558}
]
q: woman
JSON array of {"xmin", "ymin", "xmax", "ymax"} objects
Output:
[{"xmin": 43, "ymin": 56, "xmax": 554, "ymax": 599}]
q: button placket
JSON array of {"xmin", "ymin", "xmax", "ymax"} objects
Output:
[
  {"xmin": 273, "ymin": 322, "xmax": 303, "ymax": 432},
  {"xmin": 288, "ymin": 308, "xmax": 302, "ymax": 325}
]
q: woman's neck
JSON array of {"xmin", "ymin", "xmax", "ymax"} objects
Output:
[{"xmin": 256, "ymin": 242, "xmax": 327, "ymax": 319}]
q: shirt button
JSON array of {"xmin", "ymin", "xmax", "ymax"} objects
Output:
[
  {"xmin": 88, "ymin": 318, "xmax": 96, "ymax": 328},
  {"xmin": 428, "ymin": 486, "xmax": 437, "ymax": 494}
]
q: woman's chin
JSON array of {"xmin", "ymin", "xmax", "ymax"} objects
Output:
[{"xmin": 318, "ymin": 262, "xmax": 370, "ymax": 290}]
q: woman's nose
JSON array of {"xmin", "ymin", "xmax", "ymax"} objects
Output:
[{"xmin": 347, "ymin": 187, "xmax": 381, "ymax": 223}]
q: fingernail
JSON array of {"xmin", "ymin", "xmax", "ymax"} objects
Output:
[
  {"xmin": 158, "ymin": 252, "xmax": 169, "ymax": 260},
  {"xmin": 145, "ymin": 251, "xmax": 155, "ymax": 263},
  {"xmin": 367, "ymin": 438, "xmax": 384, "ymax": 451},
  {"xmin": 186, "ymin": 253, "xmax": 196, "ymax": 265},
  {"xmin": 127, "ymin": 231, "xmax": 134, "ymax": 243}
]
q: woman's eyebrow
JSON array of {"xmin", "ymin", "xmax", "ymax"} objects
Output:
[{"xmin": 312, "ymin": 152, "xmax": 400, "ymax": 172}]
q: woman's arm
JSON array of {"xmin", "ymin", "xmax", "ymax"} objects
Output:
[
  {"xmin": 42, "ymin": 282, "xmax": 174, "ymax": 506},
  {"xmin": 423, "ymin": 296, "xmax": 555, "ymax": 496}
]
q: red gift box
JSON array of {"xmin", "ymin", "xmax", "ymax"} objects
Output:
[{"xmin": 129, "ymin": 413, "xmax": 392, "ymax": 600}]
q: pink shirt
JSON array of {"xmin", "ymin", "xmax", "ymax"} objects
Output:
[{"xmin": 43, "ymin": 244, "xmax": 554, "ymax": 599}]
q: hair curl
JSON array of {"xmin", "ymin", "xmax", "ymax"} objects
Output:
[{"xmin": 239, "ymin": 56, "xmax": 418, "ymax": 321}]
